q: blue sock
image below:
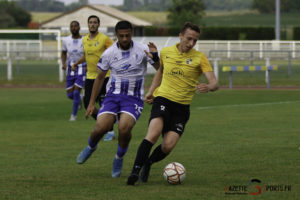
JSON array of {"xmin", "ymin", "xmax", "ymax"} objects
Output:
[
  {"xmin": 88, "ymin": 137, "xmax": 98, "ymax": 149},
  {"xmin": 67, "ymin": 92, "xmax": 73, "ymax": 100},
  {"xmin": 72, "ymin": 90, "xmax": 80, "ymax": 116},
  {"xmin": 116, "ymin": 144, "xmax": 128, "ymax": 158}
]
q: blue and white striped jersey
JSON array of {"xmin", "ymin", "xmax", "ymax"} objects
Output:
[
  {"xmin": 97, "ymin": 41, "xmax": 154, "ymax": 100},
  {"xmin": 62, "ymin": 35, "xmax": 85, "ymax": 76}
]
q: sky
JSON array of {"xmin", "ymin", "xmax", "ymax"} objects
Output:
[{"xmin": 58, "ymin": 0, "xmax": 123, "ymax": 5}]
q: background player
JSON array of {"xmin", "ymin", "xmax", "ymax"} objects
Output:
[
  {"xmin": 72, "ymin": 15, "xmax": 115, "ymax": 140},
  {"xmin": 61, "ymin": 20, "xmax": 85, "ymax": 121}
]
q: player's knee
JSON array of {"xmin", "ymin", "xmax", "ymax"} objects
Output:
[
  {"xmin": 118, "ymin": 123, "xmax": 133, "ymax": 135},
  {"xmin": 73, "ymin": 89, "xmax": 80, "ymax": 98},
  {"xmin": 67, "ymin": 92, "xmax": 73, "ymax": 99},
  {"xmin": 161, "ymin": 143, "xmax": 173, "ymax": 154}
]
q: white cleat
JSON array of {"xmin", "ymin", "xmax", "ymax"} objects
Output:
[{"xmin": 69, "ymin": 114, "xmax": 77, "ymax": 121}]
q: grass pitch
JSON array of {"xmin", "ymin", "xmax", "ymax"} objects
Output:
[{"xmin": 0, "ymin": 88, "xmax": 299, "ymax": 199}]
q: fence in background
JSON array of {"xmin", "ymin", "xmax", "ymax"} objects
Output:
[{"xmin": 1, "ymin": 37, "xmax": 300, "ymax": 83}]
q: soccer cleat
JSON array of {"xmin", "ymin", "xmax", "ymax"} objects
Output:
[
  {"xmin": 69, "ymin": 114, "xmax": 77, "ymax": 121},
  {"xmin": 127, "ymin": 173, "xmax": 139, "ymax": 185},
  {"xmin": 127, "ymin": 166, "xmax": 141, "ymax": 185},
  {"xmin": 139, "ymin": 163, "xmax": 151, "ymax": 183},
  {"xmin": 111, "ymin": 157, "xmax": 123, "ymax": 178},
  {"xmin": 76, "ymin": 146, "xmax": 96, "ymax": 164},
  {"xmin": 103, "ymin": 131, "xmax": 115, "ymax": 141}
]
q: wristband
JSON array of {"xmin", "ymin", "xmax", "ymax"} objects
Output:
[{"xmin": 150, "ymin": 52, "xmax": 159, "ymax": 62}]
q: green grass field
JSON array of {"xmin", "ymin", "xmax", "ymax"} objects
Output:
[{"xmin": 0, "ymin": 88, "xmax": 299, "ymax": 199}]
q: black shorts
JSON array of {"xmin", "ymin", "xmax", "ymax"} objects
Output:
[
  {"xmin": 149, "ymin": 96, "xmax": 190, "ymax": 136},
  {"xmin": 84, "ymin": 77, "xmax": 109, "ymax": 109}
]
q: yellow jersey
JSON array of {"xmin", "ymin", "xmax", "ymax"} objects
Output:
[
  {"xmin": 156, "ymin": 43, "xmax": 213, "ymax": 105},
  {"xmin": 82, "ymin": 32, "xmax": 113, "ymax": 79}
]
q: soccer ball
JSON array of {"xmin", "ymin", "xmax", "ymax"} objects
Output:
[{"xmin": 163, "ymin": 162, "xmax": 186, "ymax": 185}]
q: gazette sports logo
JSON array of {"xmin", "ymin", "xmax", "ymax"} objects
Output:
[{"xmin": 224, "ymin": 179, "xmax": 292, "ymax": 195}]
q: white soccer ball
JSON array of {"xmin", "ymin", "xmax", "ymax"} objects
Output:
[{"xmin": 163, "ymin": 162, "xmax": 186, "ymax": 185}]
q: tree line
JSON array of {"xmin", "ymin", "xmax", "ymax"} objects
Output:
[
  {"xmin": 1, "ymin": 0, "xmax": 300, "ymax": 29},
  {"xmin": 10, "ymin": 0, "xmax": 300, "ymax": 13}
]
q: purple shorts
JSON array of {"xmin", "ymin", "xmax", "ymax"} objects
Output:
[
  {"xmin": 97, "ymin": 94, "xmax": 144, "ymax": 121},
  {"xmin": 66, "ymin": 75, "xmax": 85, "ymax": 90}
]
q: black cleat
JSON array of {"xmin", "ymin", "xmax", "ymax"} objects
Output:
[
  {"xmin": 139, "ymin": 164, "xmax": 151, "ymax": 183},
  {"xmin": 127, "ymin": 173, "xmax": 139, "ymax": 185}
]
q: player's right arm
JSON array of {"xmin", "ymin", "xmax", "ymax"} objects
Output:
[
  {"xmin": 61, "ymin": 37, "xmax": 67, "ymax": 70},
  {"xmin": 71, "ymin": 54, "xmax": 85, "ymax": 71},
  {"xmin": 85, "ymin": 69, "xmax": 107, "ymax": 119},
  {"xmin": 145, "ymin": 64, "xmax": 163, "ymax": 104},
  {"xmin": 61, "ymin": 51, "xmax": 67, "ymax": 70}
]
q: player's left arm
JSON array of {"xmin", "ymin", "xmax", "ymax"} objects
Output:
[
  {"xmin": 196, "ymin": 71, "xmax": 219, "ymax": 93},
  {"xmin": 196, "ymin": 54, "xmax": 219, "ymax": 93},
  {"xmin": 144, "ymin": 42, "xmax": 160, "ymax": 70}
]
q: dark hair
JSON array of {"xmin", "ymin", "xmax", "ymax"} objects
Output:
[
  {"xmin": 88, "ymin": 15, "xmax": 100, "ymax": 24},
  {"xmin": 115, "ymin": 20, "xmax": 132, "ymax": 33},
  {"xmin": 181, "ymin": 22, "xmax": 201, "ymax": 35},
  {"xmin": 70, "ymin": 20, "xmax": 80, "ymax": 26}
]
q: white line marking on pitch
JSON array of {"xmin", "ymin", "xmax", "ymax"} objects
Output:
[{"xmin": 197, "ymin": 100, "xmax": 300, "ymax": 110}]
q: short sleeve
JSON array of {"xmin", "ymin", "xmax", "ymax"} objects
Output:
[
  {"xmin": 62, "ymin": 37, "xmax": 67, "ymax": 52},
  {"xmin": 97, "ymin": 51, "xmax": 110, "ymax": 72},
  {"xmin": 200, "ymin": 54, "xmax": 213, "ymax": 73}
]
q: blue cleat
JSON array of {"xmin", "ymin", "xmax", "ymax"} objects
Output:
[
  {"xmin": 76, "ymin": 146, "xmax": 96, "ymax": 164},
  {"xmin": 103, "ymin": 131, "xmax": 115, "ymax": 141},
  {"xmin": 111, "ymin": 157, "xmax": 123, "ymax": 178}
]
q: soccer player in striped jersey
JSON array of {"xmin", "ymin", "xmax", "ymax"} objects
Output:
[
  {"xmin": 76, "ymin": 21, "xmax": 160, "ymax": 178},
  {"xmin": 61, "ymin": 21, "xmax": 85, "ymax": 121},
  {"xmin": 127, "ymin": 22, "xmax": 219, "ymax": 185}
]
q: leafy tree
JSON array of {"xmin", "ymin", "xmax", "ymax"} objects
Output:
[
  {"xmin": 0, "ymin": 0, "xmax": 31, "ymax": 28},
  {"xmin": 167, "ymin": 0, "xmax": 205, "ymax": 27}
]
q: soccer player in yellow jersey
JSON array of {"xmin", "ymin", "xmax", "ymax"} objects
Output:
[
  {"xmin": 72, "ymin": 15, "xmax": 115, "ymax": 140},
  {"xmin": 127, "ymin": 22, "xmax": 219, "ymax": 185}
]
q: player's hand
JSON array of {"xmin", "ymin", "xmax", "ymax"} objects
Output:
[
  {"xmin": 196, "ymin": 83, "xmax": 209, "ymax": 93},
  {"xmin": 62, "ymin": 63, "xmax": 67, "ymax": 70},
  {"xmin": 85, "ymin": 103, "xmax": 95, "ymax": 119},
  {"xmin": 144, "ymin": 42, "xmax": 158, "ymax": 58},
  {"xmin": 145, "ymin": 92, "xmax": 154, "ymax": 104},
  {"xmin": 71, "ymin": 64, "xmax": 77, "ymax": 71}
]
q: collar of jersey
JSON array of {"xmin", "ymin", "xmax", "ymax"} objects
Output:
[
  {"xmin": 87, "ymin": 32, "xmax": 101, "ymax": 40},
  {"xmin": 175, "ymin": 43, "xmax": 188, "ymax": 56}
]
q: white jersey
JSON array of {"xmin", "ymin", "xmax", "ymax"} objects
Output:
[
  {"xmin": 97, "ymin": 41, "xmax": 154, "ymax": 100},
  {"xmin": 62, "ymin": 35, "xmax": 85, "ymax": 76}
]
